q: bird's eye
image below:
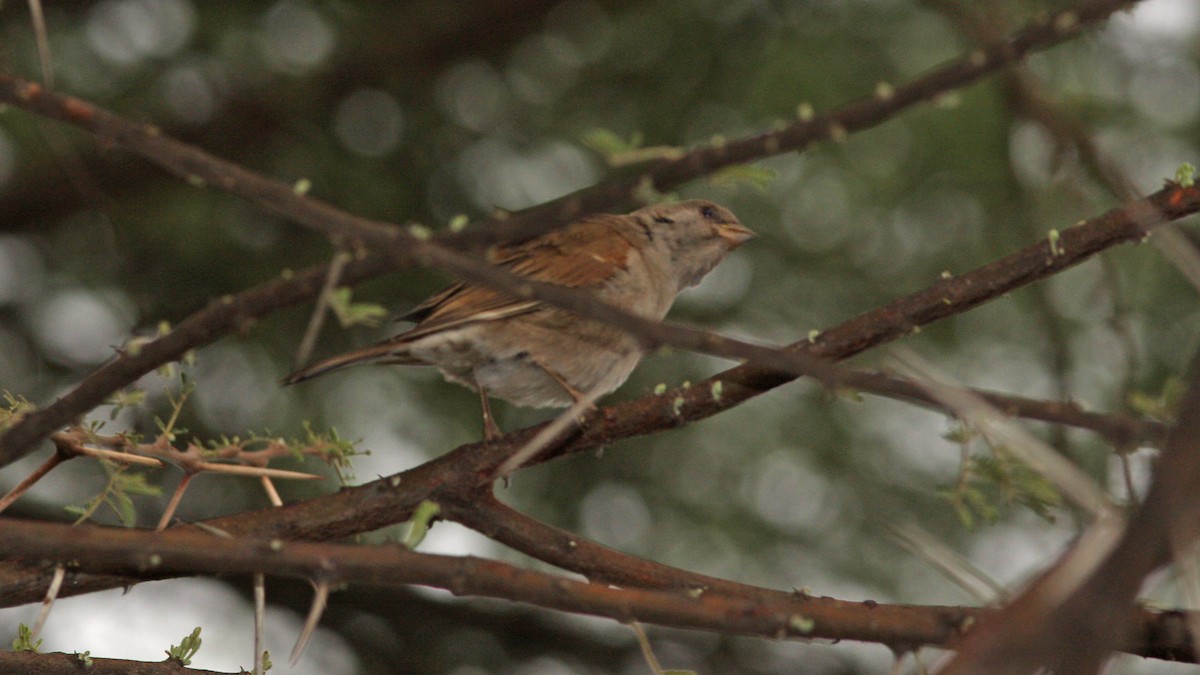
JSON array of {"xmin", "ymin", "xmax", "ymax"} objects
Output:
[{"xmin": 700, "ymin": 205, "xmax": 717, "ymax": 219}]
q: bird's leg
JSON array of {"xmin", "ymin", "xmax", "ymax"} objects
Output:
[
  {"xmin": 475, "ymin": 384, "xmax": 502, "ymax": 442},
  {"xmin": 533, "ymin": 362, "xmax": 593, "ymax": 407}
]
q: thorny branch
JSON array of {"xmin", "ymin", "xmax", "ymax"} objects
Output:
[
  {"xmin": 0, "ymin": 178, "xmax": 1188, "ymax": 567},
  {"xmin": 0, "ymin": 513, "xmax": 1193, "ymax": 662},
  {"xmin": 0, "ymin": 252, "xmax": 395, "ymax": 468},
  {"xmin": 0, "ymin": 66, "xmax": 847, "ymax": 467},
  {"xmin": 0, "ymin": 0, "xmax": 1141, "ymax": 466},
  {"xmin": 0, "ymin": 184, "xmax": 1195, "ymax": 662},
  {"xmin": 2, "ymin": 0, "xmax": 1196, "ymax": 668},
  {"xmin": 435, "ymin": 0, "xmax": 1145, "ymax": 249},
  {"xmin": 0, "ymin": 517, "xmax": 977, "ymax": 647},
  {"xmin": 899, "ymin": 3, "xmax": 1200, "ymax": 671},
  {"xmin": 0, "ymin": 649, "xmax": 232, "ymax": 675},
  {"xmin": 942, "ymin": 350, "xmax": 1200, "ymax": 673},
  {"xmin": 0, "ymin": 167, "xmax": 1196, "ymax": 664}
]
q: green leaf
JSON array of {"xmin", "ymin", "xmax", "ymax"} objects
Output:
[
  {"xmin": 11, "ymin": 624, "xmax": 42, "ymax": 653},
  {"xmin": 707, "ymin": 165, "xmax": 777, "ymax": 192},
  {"xmin": 581, "ymin": 128, "xmax": 683, "ymax": 166},
  {"xmin": 448, "ymin": 214, "xmax": 470, "ymax": 232},
  {"xmin": 329, "ymin": 287, "xmax": 388, "ymax": 328},
  {"xmin": 581, "ymin": 128, "xmax": 642, "ymax": 156},
  {"xmin": 1128, "ymin": 377, "xmax": 1186, "ymax": 422},
  {"xmin": 112, "ymin": 491, "xmax": 137, "ymax": 528},
  {"xmin": 0, "ymin": 392, "xmax": 36, "ymax": 434},
  {"xmin": 107, "ymin": 389, "xmax": 147, "ymax": 418},
  {"xmin": 166, "ymin": 627, "xmax": 203, "ymax": 665},
  {"xmin": 1175, "ymin": 162, "xmax": 1196, "ymax": 188},
  {"xmin": 405, "ymin": 500, "xmax": 441, "ymax": 549}
]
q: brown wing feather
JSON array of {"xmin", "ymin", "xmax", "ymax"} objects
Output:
[
  {"xmin": 503, "ymin": 215, "xmax": 638, "ymax": 286},
  {"xmin": 395, "ymin": 215, "xmax": 640, "ymax": 340}
]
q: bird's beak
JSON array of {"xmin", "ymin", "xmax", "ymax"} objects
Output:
[{"xmin": 717, "ymin": 222, "xmax": 756, "ymax": 248}]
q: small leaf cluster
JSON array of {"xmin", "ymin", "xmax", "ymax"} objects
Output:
[
  {"xmin": 165, "ymin": 627, "xmax": 203, "ymax": 666},
  {"xmin": 938, "ymin": 425, "xmax": 1063, "ymax": 530},
  {"xmin": 329, "ymin": 287, "xmax": 388, "ymax": 328},
  {"xmin": 0, "ymin": 392, "xmax": 35, "ymax": 434},
  {"xmin": 1128, "ymin": 376, "xmax": 1186, "ymax": 424},
  {"xmin": 11, "ymin": 624, "xmax": 42, "ymax": 653},
  {"xmin": 65, "ymin": 460, "xmax": 164, "ymax": 527}
]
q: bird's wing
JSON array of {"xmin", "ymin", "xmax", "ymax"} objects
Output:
[{"xmin": 395, "ymin": 215, "xmax": 641, "ymax": 341}]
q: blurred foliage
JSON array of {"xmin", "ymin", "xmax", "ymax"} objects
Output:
[{"xmin": 1, "ymin": 0, "xmax": 1199, "ymax": 673}]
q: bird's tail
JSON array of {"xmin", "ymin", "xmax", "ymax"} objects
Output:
[{"xmin": 283, "ymin": 341, "xmax": 414, "ymax": 385}]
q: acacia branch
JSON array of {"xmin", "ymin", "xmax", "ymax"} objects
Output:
[
  {"xmin": 908, "ymin": 5, "xmax": 1200, "ymax": 670},
  {"xmin": 0, "ymin": 0, "xmax": 1141, "ymax": 465},
  {"xmin": 438, "ymin": 0, "xmax": 1143, "ymax": 249},
  {"xmin": 0, "ymin": 71, "xmax": 844, "ymax": 470},
  {"xmin": 943, "ymin": 348, "xmax": 1200, "ymax": 672},
  {"xmin": 839, "ymin": 369, "xmax": 1165, "ymax": 449},
  {"xmin": 0, "ymin": 650, "xmax": 231, "ymax": 675},
  {"xmin": 0, "ymin": 252, "xmax": 394, "ymax": 467},
  {"xmin": 0, "ymin": 517, "xmax": 968, "ymax": 644},
  {"xmin": 0, "ymin": 182, "xmax": 1195, "ymax": 608},
  {"xmin": 0, "ymin": 513, "xmax": 1192, "ymax": 661},
  {"xmin": 0, "ymin": 2, "xmax": 1184, "ymax": 666},
  {"xmin": 514, "ymin": 183, "xmax": 1199, "ymax": 473},
  {"xmin": 445, "ymin": 490, "xmax": 1194, "ymax": 662}
]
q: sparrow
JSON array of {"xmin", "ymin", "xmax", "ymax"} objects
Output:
[{"xmin": 285, "ymin": 200, "xmax": 755, "ymax": 440}]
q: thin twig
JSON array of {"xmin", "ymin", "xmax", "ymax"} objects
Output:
[
  {"xmin": 1151, "ymin": 226, "xmax": 1200, "ymax": 295},
  {"xmin": 0, "ymin": 450, "xmax": 67, "ymax": 513},
  {"xmin": 290, "ymin": 580, "xmax": 330, "ymax": 665},
  {"xmin": 28, "ymin": 564, "xmax": 64, "ymax": 643},
  {"xmin": 156, "ymin": 473, "xmax": 194, "ymax": 532},
  {"xmin": 1120, "ymin": 452, "xmax": 1138, "ymax": 506},
  {"xmin": 889, "ymin": 522, "xmax": 1007, "ymax": 604},
  {"xmin": 254, "ymin": 573, "xmax": 267, "ymax": 675},
  {"xmin": 294, "ymin": 250, "xmax": 351, "ymax": 369},
  {"xmin": 25, "ymin": 0, "xmax": 52, "ymax": 89},
  {"xmin": 494, "ymin": 382, "xmax": 607, "ymax": 480},
  {"xmin": 630, "ymin": 622, "xmax": 666, "ymax": 675},
  {"xmin": 261, "ymin": 476, "xmax": 283, "ymax": 507}
]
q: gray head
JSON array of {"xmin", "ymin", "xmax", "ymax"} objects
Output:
[{"xmin": 632, "ymin": 200, "xmax": 755, "ymax": 289}]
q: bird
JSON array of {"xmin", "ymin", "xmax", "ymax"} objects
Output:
[{"xmin": 285, "ymin": 200, "xmax": 755, "ymax": 440}]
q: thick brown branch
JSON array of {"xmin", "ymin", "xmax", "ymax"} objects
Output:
[
  {"xmin": 0, "ymin": 650, "xmax": 231, "ymax": 675},
  {"xmin": 0, "ymin": 183, "xmax": 1195, "ymax": 609},
  {"xmin": 448, "ymin": 490, "xmax": 801, "ymax": 597},
  {"xmin": 445, "ymin": 491, "xmax": 1194, "ymax": 662},
  {"xmin": 0, "ymin": 517, "xmax": 972, "ymax": 647},
  {"xmin": 0, "ymin": 515, "xmax": 1192, "ymax": 661}
]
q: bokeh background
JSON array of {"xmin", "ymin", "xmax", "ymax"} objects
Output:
[{"xmin": 1, "ymin": 0, "xmax": 1199, "ymax": 672}]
